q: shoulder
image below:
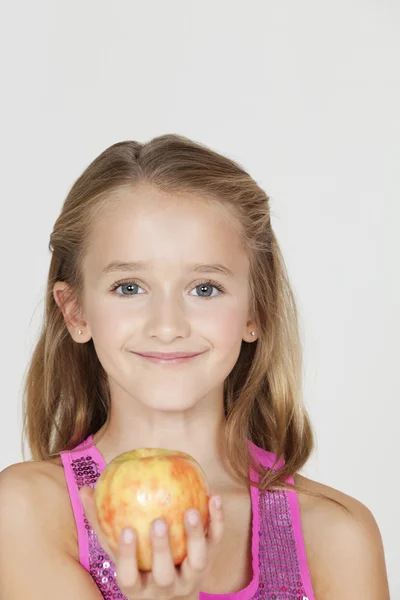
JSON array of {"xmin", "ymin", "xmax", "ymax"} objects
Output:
[
  {"xmin": 293, "ymin": 474, "xmax": 390, "ymax": 599},
  {"xmin": 0, "ymin": 457, "xmax": 66, "ymax": 499},
  {"xmin": 0, "ymin": 461, "xmax": 105, "ymax": 598},
  {"xmin": 0, "ymin": 459, "xmax": 78, "ymax": 558}
]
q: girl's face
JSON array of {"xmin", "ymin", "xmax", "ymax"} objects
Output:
[{"xmin": 80, "ymin": 184, "xmax": 255, "ymax": 412}]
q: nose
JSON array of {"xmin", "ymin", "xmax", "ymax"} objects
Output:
[{"xmin": 144, "ymin": 292, "xmax": 191, "ymax": 342}]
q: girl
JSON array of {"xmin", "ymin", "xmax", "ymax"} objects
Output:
[{"xmin": 0, "ymin": 135, "xmax": 389, "ymax": 599}]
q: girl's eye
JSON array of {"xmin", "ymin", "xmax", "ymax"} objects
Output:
[
  {"xmin": 110, "ymin": 279, "xmax": 226, "ymax": 298},
  {"xmin": 190, "ymin": 281, "xmax": 226, "ymax": 297},
  {"xmin": 111, "ymin": 281, "xmax": 144, "ymax": 296}
]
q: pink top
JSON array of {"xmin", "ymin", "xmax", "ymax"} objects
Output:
[{"xmin": 60, "ymin": 435, "xmax": 315, "ymax": 600}]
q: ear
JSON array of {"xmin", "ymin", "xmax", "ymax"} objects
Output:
[
  {"xmin": 53, "ymin": 281, "xmax": 92, "ymax": 343},
  {"xmin": 242, "ymin": 318, "xmax": 258, "ymax": 343}
]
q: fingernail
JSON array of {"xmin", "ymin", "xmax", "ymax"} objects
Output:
[
  {"xmin": 213, "ymin": 495, "xmax": 222, "ymax": 509},
  {"xmin": 187, "ymin": 509, "xmax": 199, "ymax": 526},
  {"xmin": 122, "ymin": 528, "xmax": 134, "ymax": 544},
  {"xmin": 153, "ymin": 519, "xmax": 167, "ymax": 537}
]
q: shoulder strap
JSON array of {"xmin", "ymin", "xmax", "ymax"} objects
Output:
[
  {"xmin": 59, "ymin": 436, "xmax": 102, "ymax": 573},
  {"xmin": 249, "ymin": 441, "xmax": 315, "ymax": 600},
  {"xmin": 59, "ymin": 438, "xmax": 128, "ymax": 599}
]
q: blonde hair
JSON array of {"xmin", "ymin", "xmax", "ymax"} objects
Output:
[{"xmin": 21, "ymin": 134, "xmax": 345, "ymax": 507}]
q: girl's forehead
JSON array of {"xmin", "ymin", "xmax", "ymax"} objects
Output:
[{"xmin": 83, "ymin": 187, "xmax": 248, "ymax": 280}]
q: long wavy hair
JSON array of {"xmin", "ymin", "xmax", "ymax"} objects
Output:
[{"xmin": 21, "ymin": 134, "xmax": 344, "ymax": 507}]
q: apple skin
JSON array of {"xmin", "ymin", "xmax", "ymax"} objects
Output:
[{"xmin": 94, "ymin": 448, "xmax": 210, "ymax": 571}]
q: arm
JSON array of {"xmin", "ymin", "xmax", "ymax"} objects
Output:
[{"xmin": 0, "ymin": 463, "xmax": 103, "ymax": 600}]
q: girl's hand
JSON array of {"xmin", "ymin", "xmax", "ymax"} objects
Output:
[{"xmin": 79, "ymin": 485, "xmax": 224, "ymax": 599}]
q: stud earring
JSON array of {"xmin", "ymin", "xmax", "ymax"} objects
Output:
[
  {"xmin": 77, "ymin": 329, "xmax": 83, "ymax": 335},
  {"xmin": 250, "ymin": 331, "xmax": 256, "ymax": 336}
]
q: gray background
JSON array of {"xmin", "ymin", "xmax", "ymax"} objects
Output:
[{"xmin": 0, "ymin": 1, "xmax": 398, "ymax": 595}]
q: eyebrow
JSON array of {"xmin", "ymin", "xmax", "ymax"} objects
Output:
[{"xmin": 101, "ymin": 260, "xmax": 235, "ymax": 278}]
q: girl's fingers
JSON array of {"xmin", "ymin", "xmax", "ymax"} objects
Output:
[
  {"xmin": 180, "ymin": 498, "xmax": 222, "ymax": 584},
  {"xmin": 115, "ymin": 527, "xmax": 142, "ymax": 592},
  {"xmin": 150, "ymin": 519, "xmax": 177, "ymax": 588},
  {"xmin": 182, "ymin": 509, "xmax": 208, "ymax": 574},
  {"xmin": 205, "ymin": 495, "xmax": 224, "ymax": 545}
]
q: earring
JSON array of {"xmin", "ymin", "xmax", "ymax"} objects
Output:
[
  {"xmin": 250, "ymin": 331, "xmax": 256, "ymax": 336},
  {"xmin": 77, "ymin": 329, "xmax": 83, "ymax": 335}
]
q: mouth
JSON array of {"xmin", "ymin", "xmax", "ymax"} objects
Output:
[{"xmin": 131, "ymin": 351, "xmax": 206, "ymax": 365}]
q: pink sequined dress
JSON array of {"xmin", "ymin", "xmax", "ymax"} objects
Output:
[{"xmin": 60, "ymin": 435, "xmax": 315, "ymax": 600}]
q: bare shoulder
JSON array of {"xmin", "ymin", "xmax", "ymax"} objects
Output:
[
  {"xmin": 0, "ymin": 460, "xmax": 103, "ymax": 599},
  {"xmin": 0, "ymin": 456, "xmax": 67, "ymax": 501},
  {"xmin": 0, "ymin": 458, "xmax": 78, "ymax": 557},
  {"xmin": 293, "ymin": 474, "xmax": 390, "ymax": 599}
]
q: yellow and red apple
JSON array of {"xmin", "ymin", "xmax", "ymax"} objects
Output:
[{"xmin": 94, "ymin": 448, "xmax": 210, "ymax": 571}]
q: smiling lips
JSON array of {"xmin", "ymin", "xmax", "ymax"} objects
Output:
[
  {"xmin": 132, "ymin": 350, "xmax": 205, "ymax": 364},
  {"xmin": 136, "ymin": 351, "xmax": 203, "ymax": 359}
]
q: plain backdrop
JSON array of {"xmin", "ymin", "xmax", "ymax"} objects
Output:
[{"xmin": 0, "ymin": 0, "xmax": 398, "ymax": 595}]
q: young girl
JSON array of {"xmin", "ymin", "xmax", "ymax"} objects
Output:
[{"xmin": 0, "ymin": 135, "xmax": 389, "ymax": 599}]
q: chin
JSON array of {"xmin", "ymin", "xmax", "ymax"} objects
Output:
[
  {"xmin": 136, "ymin": 390, "xmax": 202, "ymax": 412},
  {"xmin": 151, "ymin": 398, "xmax": 199, "ymax": 412}
]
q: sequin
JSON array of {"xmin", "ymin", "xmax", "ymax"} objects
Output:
[
  {"xmin": 69, "ymin": 449, "xmax": 310, "ymax": 599},
  {"xmin": 252, "ymin": 488, "xmax": 308, "ymax": 599}
]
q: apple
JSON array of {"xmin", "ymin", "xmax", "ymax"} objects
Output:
[{"xmin": 94, "ymin": 448, "xmax": 210, "ymax": 571}]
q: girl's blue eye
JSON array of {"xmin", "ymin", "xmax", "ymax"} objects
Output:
[
  {"xmin": 110, "ymin": 279, "xmax": 225, "ymax": 298},
  {"xmin": 192, "ymin": 283, "xmax": 222, "ymax": 298},
  {"xmin": 114, "ymin": 282, "xmax": 142, "ymax": 296}
]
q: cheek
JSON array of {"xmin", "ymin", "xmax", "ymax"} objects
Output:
[
  {"xmin": 86, "ymin": 299, "xmax": 126, "ymax": 342},
  {"xmin": 205, "ymin": 305, "xmax": 246, "ymax": 346}
]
